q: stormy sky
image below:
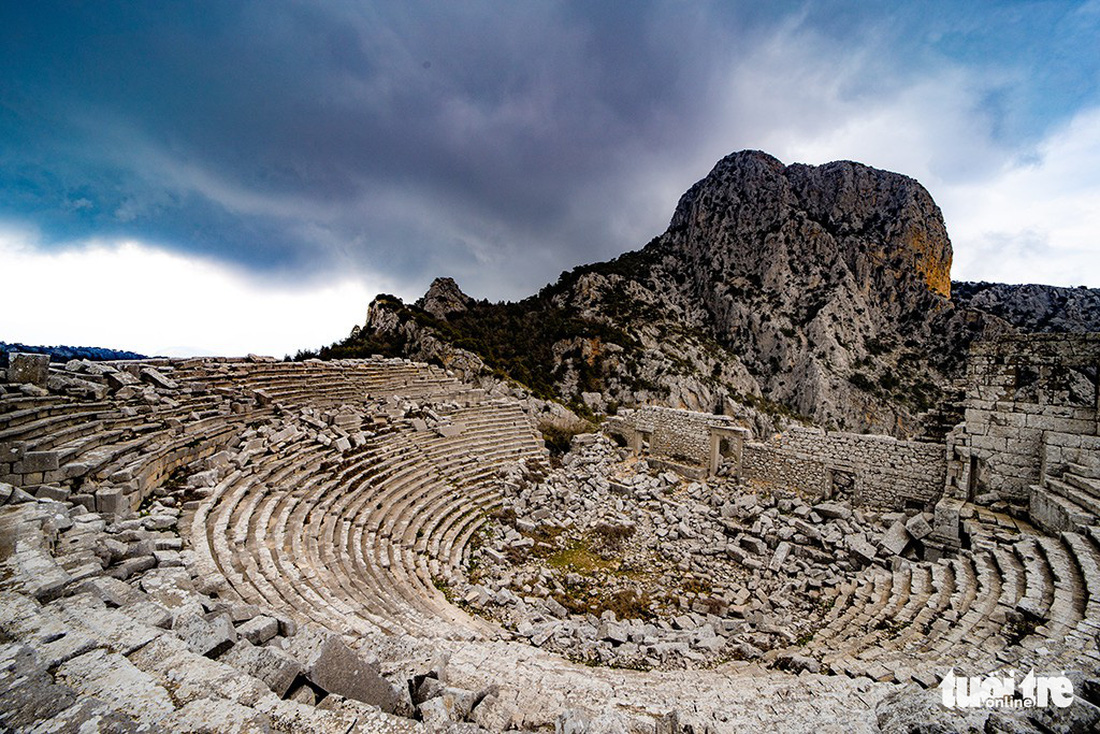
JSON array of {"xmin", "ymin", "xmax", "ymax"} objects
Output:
[{"xmin": 2, "ymin": 1, "xmax": 1099, "ymax": 355}]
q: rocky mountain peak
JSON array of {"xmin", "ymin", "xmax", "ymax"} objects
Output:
[
  {"xmin": 417, "ymin": 277, "xmax": 472, "ymax": 319},
  {"xmin": 331, "ymin": 148, "xmax": 1098, "ymax": 439},
  {"xmin": 668, "ymin": 150, "xmax": 952, "ymax": 301}
]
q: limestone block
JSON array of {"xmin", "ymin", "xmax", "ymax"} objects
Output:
[
  {"xmin": 905, "ymin": 513, "xmax": 933, "ymax": 540},
  {"xmin": 220, "ymin": 640, "xmax": 302, "ymax": 697},
  {"xmin": 18, "ymin": 451, "xmax": 60, "ymax": 474},
  {"xmin": 162, "ymin": 698, "xmax": 270, "ymax": 733},
  {"xmin": 35, "ymin": 484, "xmax": 70, "ymax": 502},
  {"xmin": 96, "ymin": 487, "xmax": 129, "ymax": 516},
  {"xmin": 139, "ymin": 366, "xmax": 178, "ymax": 390},
  {"xmin": 78, "ymin": 576, "xmax": 143, "ymax": 608},
  {"xmin": 237, "ymin": 615, "xmax": 279, "ymax": 645},
  {"xmin": 932, "ymin": 498, "xmax": 963, "ymax": 544},
  {"xmin": 109, "ymin": 555, "xmax": 156, "ymax": 580},
  {"xmin": 54, "ymin": 648, "xmax": 175, "ymax": 727},
  {"xmin": 768, "ymin": 541, "xmax": 792, "ymax": 572},
  {"xmin": 813, "ymin": 501, "xmax": 852, "ymax": 520},
  {"xmin": 845, "ymin": 535, "xmax": 878, "ymax": 564},
  {"xmin": 174, "ymin": 610, "xmax": 237, "ymax": 658},
  {"xmin": 878, "ymin": 521, "xmax": 910, "ymax": 556},
  {"xmin": 597, "ymin": 620, "xmax": 630, "ymax": 644},
  {"xmin": 471, "ymin": 692, "xmax": 518, "ymax": 732},
  {"xmin": 8, "ymin": 352, "xmax": 49, "ymax": 386},
  {"xmin": 283, "ymin": 624, "xmax": 408, "ymax": 715},
  {"xmin": 104, "ymin": 369, "xmax": 140, "ymax": 390}
]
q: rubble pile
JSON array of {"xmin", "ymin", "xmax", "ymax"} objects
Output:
[{"xmin": 458, "ymin": 435, "xmax": 938, "ymax": 671}]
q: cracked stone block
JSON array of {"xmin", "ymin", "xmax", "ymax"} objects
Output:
[
  {"xmin": 283, "ymin": 624, "xmax": 408, "ymax": 715},
  {"xmin": 8, "ymin": 353, "xmax": 49, "ymax": 386},
  {"xmin": 237, "ymin": 615, "xmax": 279, "ymax": 645},
  {"xmin": 174, "ymin": 611, "xmax": 237, "ymax": 658},
  {"xmin": 218, "ymin": 640, "xmax": 303, "ymax": 698},
  {"xmin": 54, "ymin": 648, "xmax": 175, "ymax": 728}
]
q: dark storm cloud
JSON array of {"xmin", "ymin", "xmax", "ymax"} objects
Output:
[{"xmin": 1, "ymin": 1, "xmax": 1096, "ymax": 298}]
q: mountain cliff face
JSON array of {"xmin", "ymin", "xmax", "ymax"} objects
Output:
[{"xmin": 319, "ymin": 151, "xmax": 1098, "ymax": 437}]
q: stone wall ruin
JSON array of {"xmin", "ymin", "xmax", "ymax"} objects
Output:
[
  {"xmin": 743, "ymin": 427, "xmax": 946, "ymax": 509},
  {"xmin": 610, "ymin": 408, "xmax": 946, "ymax": 510},
  {"xmin": 947, "ymin": 333, "xmax": 1100, "ymax": 504}
]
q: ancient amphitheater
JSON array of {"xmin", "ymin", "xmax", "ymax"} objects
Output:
[{"xmin": 2, "ymin": 336, "xmax": 1099, "ymax": 733}]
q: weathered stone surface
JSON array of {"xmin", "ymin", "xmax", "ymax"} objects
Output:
[
  {"xmin": 237, "ymin": 614, "xmax": 279, "ymax": 645},
  {"xmin": 174, "ymin": 610, "xmax": 237, "ymax": 658},
  {"xmin": 139, "ymin": 367, "xmax": 178, "ymax": 390},
  {"xmin": 905, "ymin": 513, "xmax": 933, "ymax": 540},
  {"xmin": 220, "ymin": 640, "xmax": 302, "ymax": 697},
  {"xmin": 8, "ymin": 353, "xmax": 49, "ymax": 386},
  {"xmin": 878, "ymin": 521, "xmax": 910, "ymax": 556},
  {"xmin": 161, "ymin": 698, "xmax": 270, "ymax": 734},
  {"xmin": 54, "ymin": 648, "xmax": 175, "ymax": 727},
  {"xmin": 283, "ymin": 624, "xmax": 407, "ymax": 715}
]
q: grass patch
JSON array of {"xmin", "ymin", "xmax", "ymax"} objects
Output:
[{"xmin": 546, "ymin": 540, "xmax": 617, "ymax": 574}]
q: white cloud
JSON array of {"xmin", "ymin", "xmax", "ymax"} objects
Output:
[
  {"xmin": 672, "ymin": 21, "xmax": 1100, "ymax": 289},
  {"xmin": 0, "ymin": 229, "xmax": 408, "ymax": 357},
  {"xmin": 941, "ymin": 106, "xmax": 1100, "ymax": 286}
]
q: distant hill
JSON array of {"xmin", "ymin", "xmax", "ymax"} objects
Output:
[
  {"xmin": 0, "ymin": 341, "xmax": 147, "ymax": 365},
  {"xmin": 308, "ymin": 150, "xmax": 1100, "ymax": 438}
]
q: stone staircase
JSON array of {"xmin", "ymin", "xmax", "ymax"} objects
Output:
[
  {"xmin": 1030, "ymin": 449, "xmax": 1100, "ymax": 534},
  {"xmin": 797, "ymin": 520, "xmax": 1100, "ymax": 684}
]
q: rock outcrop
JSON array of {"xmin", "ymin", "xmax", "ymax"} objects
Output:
[
  {"xmin": 417, "ymin": 277, "xmax": 473, "ymax": 320},
  {"xmin": 334, "ymin": 150, "xmax": 1099, "ymax": 438}
]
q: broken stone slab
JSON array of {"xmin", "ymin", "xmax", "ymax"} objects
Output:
[
  {"xmin": 905, "ymin": 513, "xmax": 934, "ymax": 540},
  {"xmin": 282, "ymin": 624, "xmax": 409, "ymax": 716},
  {"xmin": 768, "ymin": 541, "xmax": 791, "ymax": 573},
  {"xmin": 161, "ymin": 698, "xmax": 270, "ymax": 733},
  {"xmin": 471, "ymin": 691, "xmax": 518, "ymax": 732},
  {"xmin": 845, "ymin": 535, "xmax": 878, "ymax": 564},
  {"xmin": 878, "ymin": 521, "xmax": 910, "ymax": 557},
  {"xmin": 317, "ymin": 694, "xmax": 427, "ymax": 734},
  {"xmin": 47, "ymin": 372, "xmax": 108, "ymax": 400},
  {"xmin": 597, "ymin": 620, "xmax": 630, "ymax": 645},
  {"xmin": 104, "ymin": 369, "xmax": 140, "ymax": 390},
  {"xmin": 8, "ymin": 352, "xmax": 49, "ymax": 386},
  {"xmin": 77, "ymin": 576, "xmax": 144, "ymax": 608},
  {"xmin": 237, "ymin": 614, "xmax": 279, "ymax": 645},
  {"xmin": 739, "ymin": 535, "xmax": 768, "ymax": 555},
  {"xmin": 173, "ymin": 610, "xmax": 237, "ymax": 658},
  {"xmin": 108, "ymin": 554, "xmax": 156, "ymax": 581},
  {"xmin": 54, "ymin": 648, "xmax": 175, "ymax": 728},
  {"xmin": 775, "ymin": 651, "xmax": 822, "ymax": 674},
  {"xmin": 813, "ymin": 501, "xmax": 852, "ymax": 520},
  {"xmin": 139, "ymin": 366, "xmax": 178, "ymax": 390},
  {"xmin": 220, "ymin": 639, "xmax": 302, "ymax": 697}
]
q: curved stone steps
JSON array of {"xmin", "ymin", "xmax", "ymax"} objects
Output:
[
  {"xmin": 287, "ymin": 446, "xmax": 472, "ymax": 636},
  {"xmin": 820, "ymin": 566, "xmax": 913, "ymax": 660},
  {"xmin": 0, "ymin": 402, "xmax": 113, "ymax": 440},
  {"xmin": 281, "ymin": 464, "xmax": 431, "ymax": 635},
  {"xmin": 309, "ymin": 475, "xmax": 444, "ymax": 636},
  {"xmin": 1058, "ymin": 530, "xmax": 1100, "ymax": 667},
  {"xmin": 1014, "ymin": 536, "xmax": 1055, "ymax": 621},
  {"xmin": 1016, "ymin": 535, "xmax": 1085, "ymax": 668},
  {"xmin": 871, "ymin": 565, "xmax": 935, "ymax": 654},
  {"xmin": 814, "ymin": 573, "xmax": 885, "ymax": 652}
]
